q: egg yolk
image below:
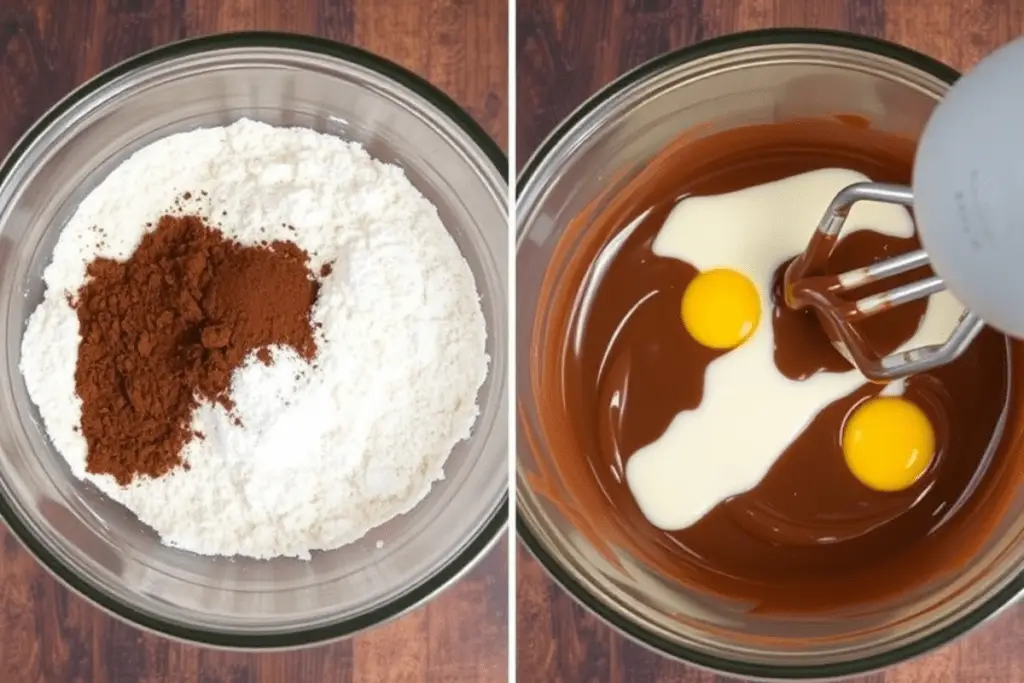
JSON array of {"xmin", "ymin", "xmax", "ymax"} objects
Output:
[
  {"xmin": 681, "ymin": 268, "xmax": 761, "ymax": 349},
  {"xmin": 842, "ymin": 397, "xmax": 936, "ymax": 492}
]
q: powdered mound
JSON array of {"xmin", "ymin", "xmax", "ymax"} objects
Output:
[{"xmin": 74, "ymin": 214, "xmax": 318, "ymax": 485}]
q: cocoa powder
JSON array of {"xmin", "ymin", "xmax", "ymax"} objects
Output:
[{"xmin": 74, "ymin": 214, "xmax": 319, "ymax": 485}]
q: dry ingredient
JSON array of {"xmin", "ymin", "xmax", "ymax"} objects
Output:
[
  {"xmin": 75, "ymin": 214, "xmax": 319, "ymax": 485},
  {"xmin": 20, "ymin": 119, "xmax": 488, "ymax": 559}
]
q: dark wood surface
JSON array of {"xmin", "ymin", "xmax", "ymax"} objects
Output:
[
  {"xmin": 0, "ymin": 1, "xmax": 508, "ymax": 682},
  {"xmin": 516, "ymin": 1, "xmax": 1024, "ymax": 681}
]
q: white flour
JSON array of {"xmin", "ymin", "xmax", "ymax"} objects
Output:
[{"xmin": 20, "ymin": 119, "xmax": 488, "ymax": 560}]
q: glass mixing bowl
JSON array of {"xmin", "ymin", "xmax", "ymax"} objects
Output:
[
  {"xmin": 0, "ymin": 33, "xmax": 508, "ymax": 647},
  {"xmin": 517, "ymin": 29, "xmax": 1023, "ymax": 680}
]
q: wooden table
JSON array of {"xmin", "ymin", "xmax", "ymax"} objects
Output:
[
  {"xmin": 0, "ymin": 1, "xmax": 508, "ymax": 682},
  {"xmin": 516, "ymin": 1, "xmax": 1024, "ymax": 681}
]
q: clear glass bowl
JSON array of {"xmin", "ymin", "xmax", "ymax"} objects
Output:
[
  {"xmin": 0, "ymin": 33, "xmax": 508, "ymax": 647},
  {"xmin": 517, "ymin": 29, "xmax": 1023, "ymax": 680}
]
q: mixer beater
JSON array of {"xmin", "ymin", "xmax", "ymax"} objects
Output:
[
  {"xmin": 784, "ymin": 36, "xmax": 1024, "ymax": 381},
  {"xmin": 783, "ymin": 182, "xmax": 984, "ymax": 382}
]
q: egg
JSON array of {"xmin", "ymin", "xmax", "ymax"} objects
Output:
[
  {"xmin": 624, "ymin": 168, "xmax": 965, "ymax": 531},
  {"xmin": 681, "ymin": 268, "xmax": 760, "ymax": 349},
  {"xmin": 843, "ymin": 397, "xmax": 936, "ymax": 492}
]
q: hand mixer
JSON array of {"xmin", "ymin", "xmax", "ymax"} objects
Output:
[{"xmin": 784, "ymin": 37, "xmax": 1024, "ymax": 382}]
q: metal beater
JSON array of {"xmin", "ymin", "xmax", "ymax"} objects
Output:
[
  {"xmin": 783, "ymin": 37, "xmax": 1024, "ymax": 382},
  {"xmin": 783, "ymin": 182, "xmax": 983, "ymax": 382}
]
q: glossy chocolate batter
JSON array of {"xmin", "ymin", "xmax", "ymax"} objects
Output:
[{"xmin": 530, "ymin": 118, "xmax": 1024, "ymax": 614}]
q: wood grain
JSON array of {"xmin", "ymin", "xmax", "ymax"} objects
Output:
[
  {"xmin": 515, "ymin": 1, "xmax": 1024, "ymax": 681},
  {"xmin": 0, "ymin": 1, "xmax": 508, "ymax": 682}
]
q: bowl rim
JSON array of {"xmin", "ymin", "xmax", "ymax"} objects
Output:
[
  {"xmin": 516, "ymin": 27, "xmax": 1023, "ymax": 680},
  {"xmin": 0, "ymin": 30, "xmax": 509, "ymax": 649}
]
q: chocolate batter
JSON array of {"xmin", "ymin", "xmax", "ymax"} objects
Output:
[{"xmin": 530, "ymin": 118, "xmax": 1024, "ymax": 614}]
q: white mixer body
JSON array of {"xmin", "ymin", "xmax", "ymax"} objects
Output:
[{"xmin": 913, "ymin": 37, "xmax": 1024, "ymax": 338}]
